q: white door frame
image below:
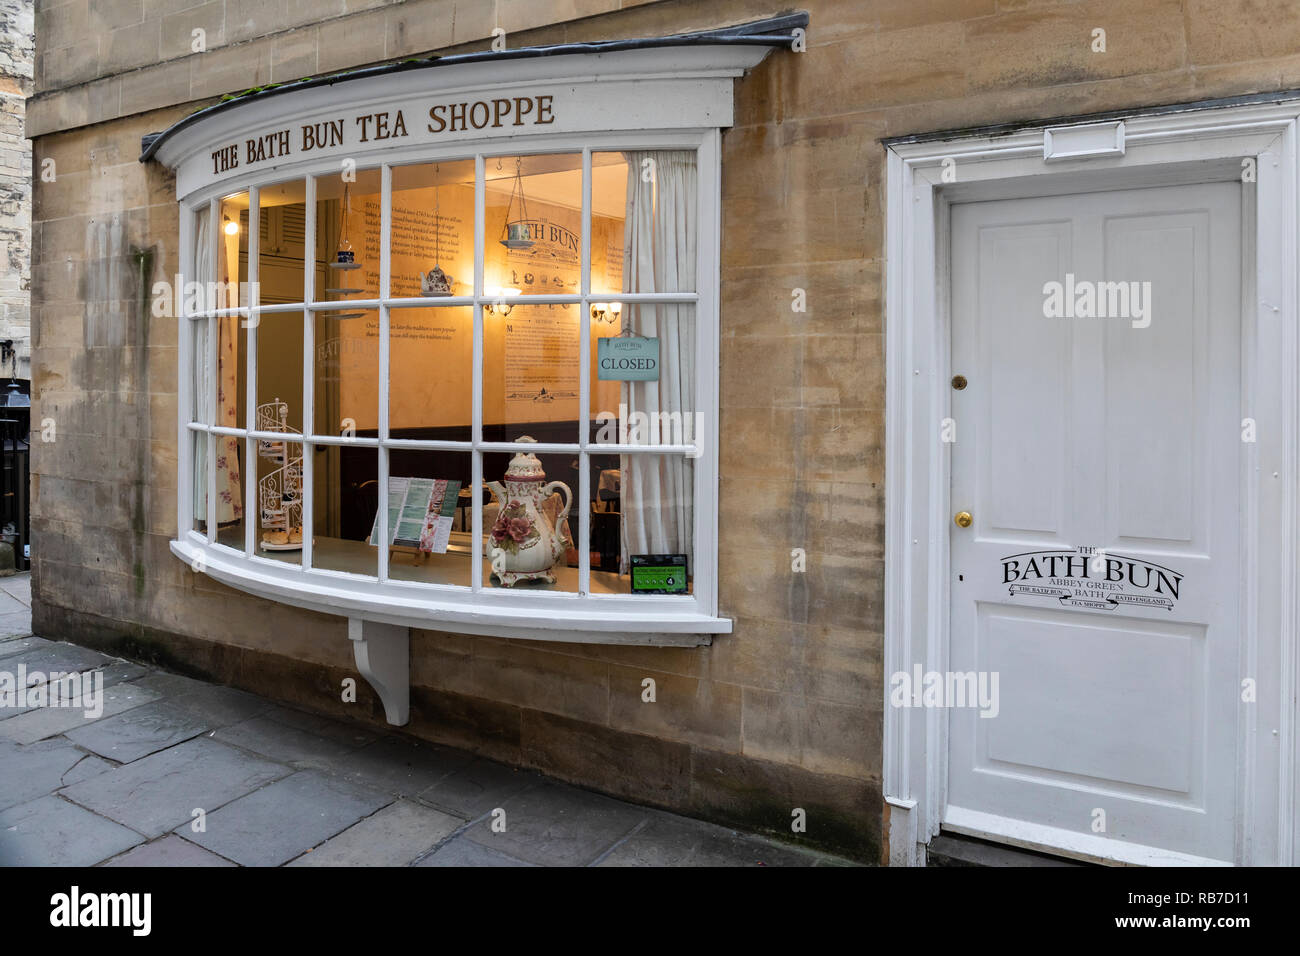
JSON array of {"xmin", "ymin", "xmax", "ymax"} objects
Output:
[{"xmin": 883, "ymin": 98, "xmax": 1300, "ymax": 867}]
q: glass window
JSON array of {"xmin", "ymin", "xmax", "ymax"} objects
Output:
[{"xmin": 184, "ymin": 145, "xmax": 708, "ymax": 617}]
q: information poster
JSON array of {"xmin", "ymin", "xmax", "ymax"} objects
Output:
[{"xmin": 368, "ymin": 476, "xmax": 462, "ymax": 553}]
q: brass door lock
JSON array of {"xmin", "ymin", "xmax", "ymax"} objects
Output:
[
  {"xmin": 954, "ymin": 511, "xmax": 973, "ymax": 528},
  {"xmin": 951, "ymin": 375, "xmax": 968, "ymax": 390}
]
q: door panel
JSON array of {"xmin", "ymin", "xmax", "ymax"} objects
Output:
[{"xmin": 947, "ymin": 181, "xmax": 1242, "ymax": 864}]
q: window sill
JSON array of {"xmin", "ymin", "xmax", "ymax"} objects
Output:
[{"xmin": 171, "ymin": 538, "xmax": 728, "ymax": 646}]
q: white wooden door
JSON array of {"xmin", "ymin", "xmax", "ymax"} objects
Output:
[{"xmin": 946, "ymin": 181, "xmax": 1243, "ymax": 865}]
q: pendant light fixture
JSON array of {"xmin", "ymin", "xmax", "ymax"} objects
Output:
[
  {"xmin": 499, "ymin": 157, "xmax": 535, "ymax": 249},
  {"xmin": 420, "ymin": 163, "xmax": 454, "ymax": 296},
  {"xmin": 326, "ymin": 180, "xmax": 364, "ymax": 319}
]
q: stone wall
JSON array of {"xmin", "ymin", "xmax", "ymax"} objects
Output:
[
  {"xmin": 29, "ymin": 0, "xmax": 1300, "ymax": 862},
  {"xmin": 1, "ymin": 0, "xmax": 32, "ymax": 379}
]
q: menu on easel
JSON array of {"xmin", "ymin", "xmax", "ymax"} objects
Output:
[{"xmin": 368, "ymin": 477, "xmax": 462, "ymax": 554}]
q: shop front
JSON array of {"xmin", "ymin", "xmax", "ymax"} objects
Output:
[
  {"xmin": 30, "ymin": 0, "xmax": 1300, "ymax": 867},
  {"xmin": 143, "ymin": 40, "xmax": 770, "ymax": 695}
]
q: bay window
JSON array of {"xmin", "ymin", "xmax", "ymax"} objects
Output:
[
  {"xmin": 181, "ymin": 140, "xmax": 717, "ymax": 636},
  {"xmin": 147, "ymin": 37, "xmax": 796, "ymax": 640}
]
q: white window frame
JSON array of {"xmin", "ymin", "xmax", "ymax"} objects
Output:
[
  {"xmin": 883, "ymin": 99, "xmax": 1300, "ymax": 866},
  {"xmin": 174, "ymin": 128, "xmax": 726, "ymax": 643}
]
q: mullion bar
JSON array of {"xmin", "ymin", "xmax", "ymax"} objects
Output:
[
  {"xmin": 378, "ymin": 164, "xmax": 393, "ymax": 584},
  {"xmin": 302, "ymin": 176, "xmax": 317, "ymax": 571},
  {"xmin": 244, "ymin": 186, "xmax": 259, "ymax": 557},
  {"xmin": 579, "ymin": 146, "xmax": 592, "ymax": 596},
  {"xmin": 177, "ymin": 207, "xmax": 194, "ymax": 541},
  {"xmin": 205, "ymin": 198, "xmax": 219, "ymax": 543},
  {"xmin": 471, "ymin": 153, "xmax": 485, "ymax": 592}
]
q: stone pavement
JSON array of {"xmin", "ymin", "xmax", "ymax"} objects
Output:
[{"xmin": 0, "ymin": 575, "xmax": 854, "ymax": 867}]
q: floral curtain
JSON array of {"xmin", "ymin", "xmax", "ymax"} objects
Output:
[{"xmin": 192, "ymin": 205, "xmax": 243, "ymax": 525}]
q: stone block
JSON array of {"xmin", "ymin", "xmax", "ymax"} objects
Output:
[
  {"xmin": 606, "ymin": 665, "xmax": 742, "ymax": 752},
  {"xmin": 521, "ymin": 708, "xmax": 692, "ymax": 808},
  {"xmin": 160, "ymin": 0, "xmax": 225, "ymax": 62},
  {"xmin": 315, "ymin": 8, "xmax": 387, "ymax": 74}
]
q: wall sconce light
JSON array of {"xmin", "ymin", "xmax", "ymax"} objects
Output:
[
  {"xmin": 484, "ymin": 287, "xmax": 521, "ymax": 317},
  {"xmin": 590, "ymin": 301, "xmax": 622, "ymax": 324},
  {"xmin": 223, "ymin": 215, "xmax": 239, "ymax": 236}
]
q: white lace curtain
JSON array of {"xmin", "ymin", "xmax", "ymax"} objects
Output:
[{"xmin": 620, "ymin": 150, "xmax": 696, "ymax": 568}]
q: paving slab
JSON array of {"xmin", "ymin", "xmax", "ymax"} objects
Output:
[
  {"xmin": 104, "ymin": 834, "xmax": 236, "ymax": 867},
  {"xmin": 130, "ymin": 671, "xmax": 214, "ymax": 698},
  {"xmin": 60, "ymin": 737, "xmax": 291, "ymax": 839},
  {"xmin": 460, "ymin": 781, "xmax": 651, "ymax": 867},
  {"xmin": 0, "ymin": 575, "xmax": 30, "ymax": 606},
  {"xmin": 0, "ymin": 636, "xmax": 47, "ymax": 659},
  {"xmin": 329, "ymin": 735, "xmax": 475, "ymax": 797},
  {"xmin": 0, "ymin": 660, "xmax": 150, "ymax": 721},
  {"xmin": 0, "ymin": 591, "xmax": 27, "ymax": 615},
  {"xmin": 180, "ymin": 769, "xmax": 393, "ymax": 867},
  {"xmin": 61, "ymin": 752, "xmax": 115, "ymax": 787},
  {"xmin": 65, "ymin": 700, "xmax": 211, "ymax": 763},
  {"xmin": 262, "ymin": 706, "xmax": 380, "ymax": 748},
  {"xmin": 214, "ymin": 714, "xmax": 374, "ymax": 768},
  {"xmin": 288, "ymin": 799, "xmax": 463, "ymax": 866},
  {"xmin": 0, "ymin": 611, "xmax": 31, "ymax": 639},
  {"xmin": 416, "ymin": 834, "xmax": 538, "ymax": 867},
  {"xmin": 0, "ymin": 795, "xmax": 144, "ymax": 866},
  {"xmin": 0, "ymin": 738, "xmax": 107, "ymax": 811},
  {"xmin": 2, "ymin": 641, "xmax": 114, "ymax": 677},
  {"xmin": 418, "ymin": 757, "xmax": 542, "ymax": 818},
  {"xmin": 0, "ymin": 683, "xmax": 162, "ymax": 745},
  {"xmin": 595, "ymin": 813, "xmax": 822, "ymax": 867},
  {"xmin": 164, "ymin": 683, "xmax": 276, "ymax": 728}
]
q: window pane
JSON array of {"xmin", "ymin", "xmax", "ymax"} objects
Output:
[
  {"xmin": 593, "ymin": 150, "xmax": 697, "ymax": 294},
  {"xmin": 315, "ymin": 169, "xmax": 382, "ymax": 302},
  {"xmin": 483, "ymin": 444, "xmax": 579, "ymax": 592},
  {"xmin": 253, "ymin": 426, "xmax": 302, "ymax": 563},
  {"xmin": 485, "ymin": 303, "xmax": 580, "ymax": 441},
  {"xmin": 385, "ymin": 450, "xmax": 472, "ymax": 587},
  {"xmin": 390, "ymin": 306, "xmax": 472, "ymax": 440},
  {"xmin": 258, "ymin": 179, "xmax": 307, "ymax": 304},
  {"xmin": 314, "ymin": 308, "xmax": 377, "ymax": 439},
  {"xmin": 613, "ymin": 453, "xmax": 693, "ymax": 594},
  {"xmin": 219, "ymin": 192, "xmax": 250, "ymax": 308},
  {"xmin": 484, "ymin": 153, "xmax": 581, "ymax": 297},
  {"xmin": 590, "ymin": 304, "xmax": 698, "ymax": 449},
  {"xmin": 390, "ymin": 161, "xmax": 474, "ymax": 298},
  {"xmin": 311, "ymin": 444, "xmax": 377, "ymax": 578}
]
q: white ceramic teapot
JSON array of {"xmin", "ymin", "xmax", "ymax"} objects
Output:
[{"xmin": 485, "ymin": 437, "xmax": 572, "ymax": 586}]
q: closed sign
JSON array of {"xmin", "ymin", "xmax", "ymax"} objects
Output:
[{"xmin": 598, "ymin": 336, "xmax": 659, "ymax": 381}]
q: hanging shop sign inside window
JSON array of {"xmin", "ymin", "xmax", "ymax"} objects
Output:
[
  {"xmin": 598, "ymin": 333, "xmax": 660, "ymax": 381},
  {"xmin": 211, "ymin": 95, "xmax": 558, "ymax": 175}
]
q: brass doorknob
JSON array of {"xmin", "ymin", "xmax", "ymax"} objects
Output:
[{"xmin": 954, "ymin": 511, "xmax": 973, "ymax": 528}]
